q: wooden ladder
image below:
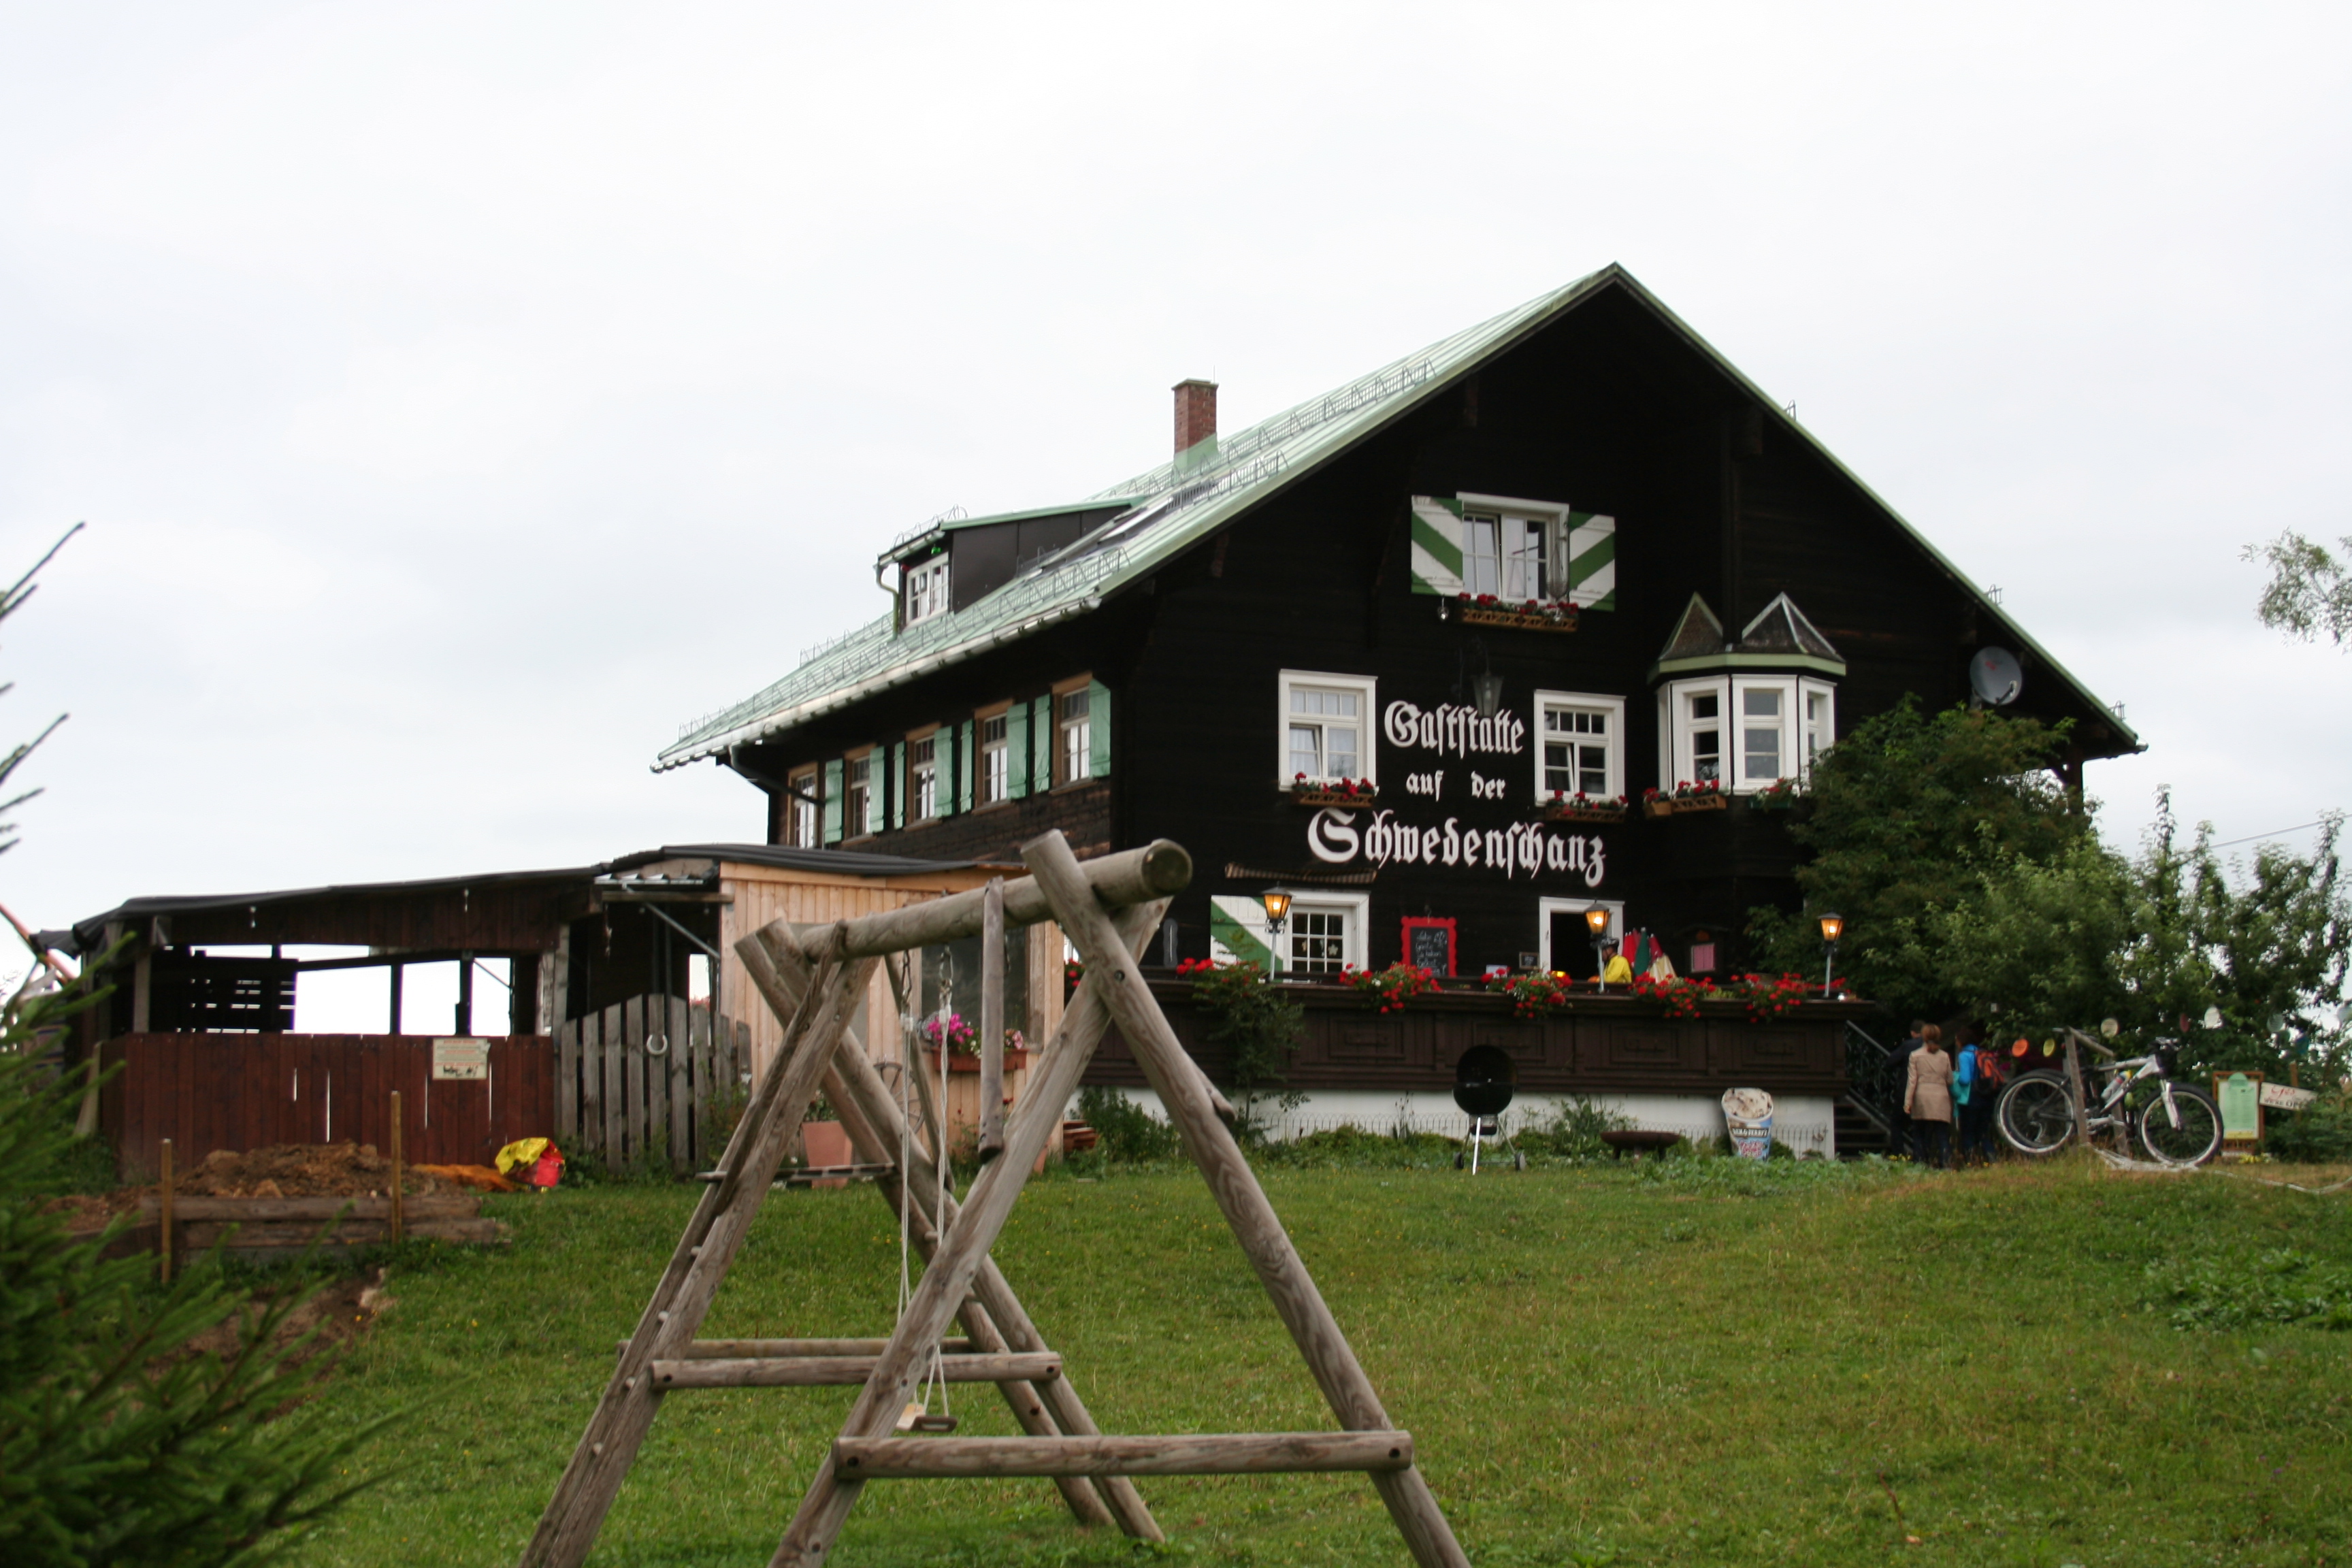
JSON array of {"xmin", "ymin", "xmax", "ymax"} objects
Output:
[{"xmin": 517, "ymin": 831, "xmax": 1469, "ymax": 1568}]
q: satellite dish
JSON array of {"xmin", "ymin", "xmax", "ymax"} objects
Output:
[{"xmin": 1970, "ymin": 647, "xmax": 2024, "ymax": 706}]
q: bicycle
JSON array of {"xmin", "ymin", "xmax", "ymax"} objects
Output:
[{"xmin": 1993, "ymin": 1034, "xmax": 2222, "ymax": 1166}]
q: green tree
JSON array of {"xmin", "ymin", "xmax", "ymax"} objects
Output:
[
  {"xmin": 0, "ymin": 532, "xmax": 380, "ymax": 1564},
  {"xmin": 1910, "ymin": 795, "xmax": 2349, "ymax": 1081},
  {"xmin": 2244, "ymin": 530, "xmax": 2352, "ymax": 647},
  {"xmin": 1746, "ymin": 697, "xmax": 2085, "ymax": 1019}
]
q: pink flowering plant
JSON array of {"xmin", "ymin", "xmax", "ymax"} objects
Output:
[{"xmin": 924, "ymin": 1012, "xmax": 979, "ymax": 1056}]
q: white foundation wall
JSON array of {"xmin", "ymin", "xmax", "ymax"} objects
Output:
[{"xmin": 1071, "ymin": 1087, "xmax": 1838, "ymax": 1158}]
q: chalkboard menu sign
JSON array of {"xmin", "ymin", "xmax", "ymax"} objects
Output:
[{"xmin": 1401, "ymin": 917, "xmax": 1456, "ymax": 977}]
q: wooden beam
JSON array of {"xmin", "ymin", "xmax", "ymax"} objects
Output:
[
  {"xmin": 1022, "ymin": 831, "xmax": 1471, "ymax": 1568},
  {"xmin": 645, "ymin": 1337, "xmax": 975, "ymax": 1360},
  {"xmin": 978, "ymin": 877, "xmax": 1006, "ymax": 1160},
  {"xmin": 792, "ymin": 839, "xmax": 1190, "ymax": 963},
  {"xmin": 652, "ymin": 1352, "xmax": 1059, "ymax": 1390},
  {"xmin": 834, "ymin": 1431, "xmax": 1414, "ymax": 1480}
]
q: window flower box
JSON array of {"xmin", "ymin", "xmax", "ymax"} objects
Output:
[
  {"xmin": 1452, "ymin": 592, "xmax": 1579, "ymax": 633},
  {"xmin": 1641, "ymin": 782, "xmax": 1727, "ymax": 819},
  {"xmin": 1288, "ymin": 775, "xmax": 1378, "ymax": 807},
  {"xmin": 1540, "ymin": 791, "xmax": 1628, "ymax": 823},
  {"xmin": 923, "ymin": 1047, "xmax": 1033, "ymax": 1075}
]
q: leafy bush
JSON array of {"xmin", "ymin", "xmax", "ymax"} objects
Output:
[
  {"xmin": 1516, "ymin": 1097, "xmax": 1627, "ymax": 1161},
  {"xmin": 1073, "ymin": 1087, "xmax": 1182, "ymax": 1164},
  {"xmin": 2266, "ymin": 1099, "xmax": 2352, "ymax": 1163}
]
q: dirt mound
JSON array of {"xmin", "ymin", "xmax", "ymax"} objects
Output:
[{"xmin": 176, "ymin": 1142, "xmax": 459, "ymax": 1199}]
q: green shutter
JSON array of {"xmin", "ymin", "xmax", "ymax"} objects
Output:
[
  {"xmin": 867, "ymin": 751, "xmax": 887, "ymax": 836},
  {"xmin": 1087, "ymin": 679, "xmax": 1111, "ymax": 778},
  {"xmin": 1035, "ymin": 696, "xmax": 1054, "ymax": 785},
  {"xmin": 1006, "ymin": 702, "xmax": 1031, "ymax": 799},
  {"xmin": 889, "ymin": 742, "xmax": 906, "ymax": 830},
  {"xmin": 1565, "ymin": 512, "xmax": 1616, "ymax": 610},
  {"xmin": 1408, "ymin": 496, "xmax": 1465, "ymax": 597},
  {"xmin": 1209, "ymin": 896, "xmax": 1277, "ymax": 971},
  {"xmin": 956, "ymin": 720, "xmax": 975, "ymax": 812},
  {"xmin": 822, "ymin": 760, "xmax": 844, "ymax": 845}
]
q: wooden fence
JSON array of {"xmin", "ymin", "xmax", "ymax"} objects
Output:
[
  {"xmin": 99, "ymin": 1032, "xmax": 555, "ymax": 1179},
  {"xmin": 557, "ymin": 996, "xmax": 753, "ymax": 1175}
]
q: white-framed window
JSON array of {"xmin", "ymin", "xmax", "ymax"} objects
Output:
[
  {"xmin": 1057, "ymin": 688, "xmax": 1091, "ymax": 783},
  {"xmin": 1456, "ymin": 493, "xmax": 1573, "ymax": 603},
  {"xmin": 1280, "ymin": 892, "xmax": 1369, "ymax": 975},
  {"xmin": 1534, "ymin": 691, "xmax": 1625, "ymax": 802},
  {"xmin": 1277, "ymin": 670, "xmax": 1377, "ymax": 785},
  {"xmin": 904, "ymin": 555, "xmax": 951, "ymax": 625},
  {"xmin": 1537, "ymin": 896, "xmax": 1626, "ymax": 975},
  {"xmin": 978, "ymin": 711, "xmax": 1009, "ymax": 804},
  {"xmin": 843, "ymin": 752, "xmax": 872, "ymax": 838},
  {"xmin": 907, "ymin": 732, "xmax": 938, "ymax": 821},
  {"xmin": 1658, "ymin": 675, "xmax": 1839, "ymax": 794},
  {"xmin": 1802, "ymin": 683, "xmax": 1836, "ymax": 776},
  {"xmin": 785, "ymin": 767, "xmax": 819, "ymax": 847}
]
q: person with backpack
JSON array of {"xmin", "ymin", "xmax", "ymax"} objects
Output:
[{"xmin": 1953, "ymin": 1026, "xmax": 2002, "ymax": 1167}]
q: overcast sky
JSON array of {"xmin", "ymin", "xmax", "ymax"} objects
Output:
[{"xmin": 3, "ymin": 1, "xmax": 2348, "ymax": 961}]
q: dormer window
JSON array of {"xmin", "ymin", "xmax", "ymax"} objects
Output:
[{"xmin": 904, "ymin": 555, "xmax": 950, "ymax": 625}]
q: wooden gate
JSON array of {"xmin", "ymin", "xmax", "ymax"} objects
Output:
[{"xmin": 555, "ymin": 996, "xmax": 752, "ymax": 1175}]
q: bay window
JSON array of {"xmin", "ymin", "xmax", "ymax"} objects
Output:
[{"xmin": 1659, "ymin": 675, "xmax": 1838, "ymax": 793}]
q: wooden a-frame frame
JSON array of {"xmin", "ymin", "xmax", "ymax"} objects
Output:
[{"xmin": 518, "ymin": 831, "xmax": 1469, "ymax": 1568}]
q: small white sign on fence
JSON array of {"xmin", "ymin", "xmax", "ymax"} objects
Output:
[
  {"xmin": 433, "ymin": 1037, "xmax": 490, "ymax": 1081},
  {"xmin": 2259, "ymin": 1081, "xmax": 2319, "ymax": 1112}
]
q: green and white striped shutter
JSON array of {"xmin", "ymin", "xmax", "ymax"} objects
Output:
[
  {"xmin": 821, "ymin": 759, "xmax": 844, "ymax": 844},
  {"xmin": 1087, "ymin": 680, "xmax": 1111, "ymax": 778},
  {"xmin": 1565, "ymin": 512, "xmax": 1616, "ymax": 610},
  {"xmin": 1209, "ymin": 896, "xmax": 1279, "ymax": 971},
  {"xmin": 1006, "ymin": 702, "xmax": 1031, "ymax": 798},
  {"xmin": 1407, "ymin": 496, "xmax": 1465, "ymax": 597},
  {"xmin": 956, "ymin": 720, "xmax": 975, "ymax": 813}
]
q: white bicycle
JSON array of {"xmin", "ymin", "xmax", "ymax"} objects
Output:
[{"xmin": 1993, "ymin": 1039, "xmax": 2222, "ymax": 1166}]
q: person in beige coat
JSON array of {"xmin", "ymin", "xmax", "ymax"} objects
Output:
[{"xmin": 1904, "ymin": 1024, "xmax": 1955, "ymax": 1169}]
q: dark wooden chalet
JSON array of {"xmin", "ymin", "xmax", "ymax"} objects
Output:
[{"xmin": 659, "ymin": 267, "xmax": 2140, "ymax": 1149}]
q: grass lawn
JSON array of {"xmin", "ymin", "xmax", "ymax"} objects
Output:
[{"xmin": 285, "ymin": 1155, "xmax": 2352, "ymax": 1567}]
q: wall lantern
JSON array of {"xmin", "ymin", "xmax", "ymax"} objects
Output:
[
  {"xmin": 1817, "ymin": 912, "xmax": 1843, "ymax": 998},
  {"xmin": 1584, "ymin": 906, "xmax": 1612, "ymax": 992},
  {"xmin": 1471, "ymin": 669, "xmax": 1504, "ymax": 719},
  {"xmin": 1261, "ymin": 889, "xmax": 1292, "ymax": 940}
]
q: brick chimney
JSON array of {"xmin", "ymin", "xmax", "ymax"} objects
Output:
[{"xmin": 1173, "ymin": 378, "xmax": 1218, "ymax": 457}]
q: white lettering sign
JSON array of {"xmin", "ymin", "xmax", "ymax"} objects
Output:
[
  {"xmin": 1384, "ymin": 700, "xmax": 1527, "ymax": 762},
  {"xmin": 1307, "ymin": 808, "xmax": 1606, "ymax": 889}
]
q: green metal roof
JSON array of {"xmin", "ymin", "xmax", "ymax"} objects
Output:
[{"xmin": 658, "ymin": 265, "xmax": 2138, "ymax": 771}]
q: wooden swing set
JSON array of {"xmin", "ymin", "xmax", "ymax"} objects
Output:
[{"xmin": 517, "ymin": 830, "xmax": 1469, "ymax": 1568}]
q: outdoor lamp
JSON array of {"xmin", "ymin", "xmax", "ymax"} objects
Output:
[
  {"xmin": 1261, "ymin": 889, "xmax": 1292, "ymax": 938},
  {"xmin": 1818, "ymin": 912, "xmax": 1843, "ymax": 998},
  {"xmin": 1585, "ymin": 906, "xmax": 1612, "ymax": 992},
  {"xmin": 1471, "ymin": 668, "xmax": 1504, "ymax": 718}
]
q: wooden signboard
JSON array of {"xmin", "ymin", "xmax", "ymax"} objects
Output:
[{"xmin": 1401, "ymin": 917, "xmax": 1455, "ymax": 977}]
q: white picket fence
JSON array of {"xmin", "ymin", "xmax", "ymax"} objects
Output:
[{"xmin": 557, "ymin": 995, "xmax": 753, "ymax": 1175}]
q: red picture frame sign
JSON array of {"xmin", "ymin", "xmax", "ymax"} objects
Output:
[{"xmin": 1400, "ymin": 917, "xmax": 1457, "ymax": 977}]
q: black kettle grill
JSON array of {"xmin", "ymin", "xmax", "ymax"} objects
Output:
[{"xmin": 1452, "ymin": 1045, "xmax": 1525, "ymax": 1173}]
